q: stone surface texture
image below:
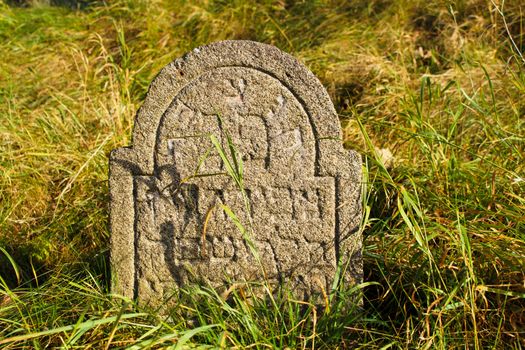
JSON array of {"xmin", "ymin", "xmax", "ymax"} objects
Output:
[{"xmin": 110, "ymin": 40, "xmax": 362, "ymax": 305}]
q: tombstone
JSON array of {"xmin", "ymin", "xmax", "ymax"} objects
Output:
[{"xmin": 109, "ymin": 40, "xmax": 362, "ymax": 305}]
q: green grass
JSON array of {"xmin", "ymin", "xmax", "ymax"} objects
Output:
[{"xmin": 0, "ymin": 0, "xmax": 524, "ymax": 348}]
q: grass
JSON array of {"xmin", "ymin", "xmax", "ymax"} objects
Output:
[{"xmin": 0, "ymin": 0, "xmax": 524, "ymax": 348}]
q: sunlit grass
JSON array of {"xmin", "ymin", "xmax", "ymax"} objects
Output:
[{"xmin": 0, "ymin": 0, "xmax": 524, "ymax": 348}]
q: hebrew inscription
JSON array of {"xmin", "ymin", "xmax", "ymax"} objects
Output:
[{"xmin": 110, "ymin": 41, "xmax": 362, "ymax": 305}]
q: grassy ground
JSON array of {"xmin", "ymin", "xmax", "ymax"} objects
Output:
[{"xmin": 0, "ymin": 0, "xmax": 524, "ymax": 348}]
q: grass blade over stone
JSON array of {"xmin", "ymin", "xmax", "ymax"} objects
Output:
[{"xmin": 210, "ymin": 127, "xmax": 264, "ymax": 279}]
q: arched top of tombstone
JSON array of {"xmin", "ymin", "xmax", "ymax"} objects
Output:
[{"xmin": 112, "ymin": 40, "xmax": 353, "ymax": 176}]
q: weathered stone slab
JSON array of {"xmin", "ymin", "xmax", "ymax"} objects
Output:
[{"xmin": 109, "ymin": 40, "xmax": 362, "ymax": 305}]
